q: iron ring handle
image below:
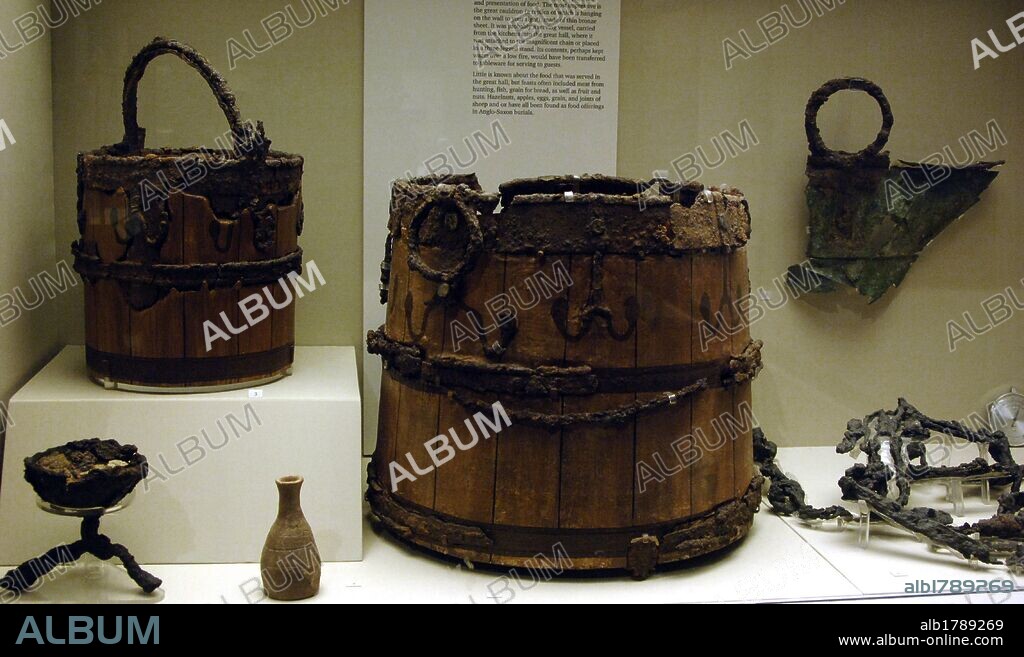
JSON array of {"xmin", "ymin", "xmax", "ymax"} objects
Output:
[
  {"xmin": 406, "ymin": 190, "xmax": 483, "ymax": 286},
  {"xmin": 805, "ymin": 77, "xmax": 893, "ymax": 164}
]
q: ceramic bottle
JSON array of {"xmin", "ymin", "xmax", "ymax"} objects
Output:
[{"xmin": 260, "ymin": 475, "xmax": 321, "ymax": 600}]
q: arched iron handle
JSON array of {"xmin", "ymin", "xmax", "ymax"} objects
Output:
[
  {"xmin": 805, "ymin": 77, "xmax": 893, "ymax": 165},
  {"xmin": 114, "ymin": 36, "xmax": 268, "ymax": 159}
]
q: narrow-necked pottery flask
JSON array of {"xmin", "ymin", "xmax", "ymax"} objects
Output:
[{"xmin": 261, "ymin": 475, "xmax": 321, "ymax": 600}]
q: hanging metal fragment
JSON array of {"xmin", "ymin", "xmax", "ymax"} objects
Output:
[{"xmin": 789, "ymin": 77, "xmax": 1002, "ymax": 302}]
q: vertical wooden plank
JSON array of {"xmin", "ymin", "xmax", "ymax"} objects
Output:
[
  {"xmin": 83, "ymin": 281, "xmax": 98, "ymax": 348},
  {"xmin": 560, "ymin": 255, "xmax": 636, "ymax": 529},
  {"xmin": 493, "ymin": 398, "xmax": 561, "ymax": 527},
  {"xmin": 560, "ymin": 393, "xmax": 635, "ymax": 529},
  {"xmin": 276, "ymin": 194, "xmax": 301, "ymax": 255},
  {"xmin": 185, "ymin": 287, "xmax": 238, "ymax": 358},
  {"xmin": 492, "ymin": 254, "xmax": 567, "ymax": 529},
  {"xmin": 690, "ymin": 249, "xmax": 734, "ymax": 513},
  {"xmin": 439, "ymin": 253, "xmax": 505, "ymax": 358},
  {"xmin": 182, "ymin": 193, "xmax": 240, "ymax": 359},
  {"xmin": 131, "ymin": 193, "xmax": 184, "ymax": 359},
  {"xmin": 131, "ymin": 292, "xmax": 185, "ymax": 358},
  {"xmin": 691, "ymin": 387, "xmax": 734, "ymax": 513},
  {"xmin": 404, "ymin": 245, "xmax": 447, "ymax": 355},
  {"xmin": 84, "ymin": 188, "xmax": 129, "ymax": 263},
  {"xmin": 92, "ymin": 279, "xmax": 131, "ymax": 355},
  {"xmin": 82, "ymin": 186, "xmax": 132, "ymax": 356},
  {"xmin": 88, "ymin": 189, "xmax": 131, "ymax": 356},
  {"xmin": 236, "ymin": 208, "xmax": 273, "ymax": 355},
  {"xmin": 160, "ymin": 193, "xmax": 186, "ymax": 263},
  {"xmin": 433, "ymin": 396, "xmax": 498, "ymax": 522},
  {"xmin": 502, "ymin": 255, "xmax": 573, "ymax": 367},
  {"xmin": 562, "ymin": 255, "xmax": 636, "ymax": 366},
  {"xmin": 271, "ymin": 201, "xmax": 300, "ymax": 349},
  {"xmin": 267, "ymin": 282, "xmax": 296, "ymax": 350},
  {"xmin": 80, "ymin": 189, "xmax": 100, "ymax": 254},
  {"xmin": 732, "ymin": 383, "xmax": 754, "ymax": 494},
  {"xmin": 373, "ymin": 370, "xmax": 403, "ymax": 492},
  {"xmin": 391, "ymin": 385, "xmax": 439, "ymax": 507},
  {"xmin": 432, "ymin": 252, "xmax": 505, "ymax": 520},
  {"xmin": 634, "ymin": 256, "xmax": 693, "ymax": 524},
  {"xmin": 729, "ymin": 247, "xmax": 755, "ymax": 496},
  {"xmin": 80, "ymin": 189, "xmax": 101, "ymax": 354},
  {"xmin": 384, "ymin": 236, "xmax": 409, "ymax": 342}
]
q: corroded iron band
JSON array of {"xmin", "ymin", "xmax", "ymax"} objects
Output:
[
  {"xmin": 367, "ymin": 466, "xmax": 762, "ymax": 578},
  {"xmin": 72, "ymin": 245, "xmax": 303, "ymax": 291},
  {"xmin": 498, "ymin": 174, "xmax": 655, "ymax": 207},
  {"xmin": 78, "ymin": 151, "xmax": 304, "ymax": 197},
  {"xmin": 86, "ymin": 345, "xmax": 294, "ymax": 386},
  {"xmin": 443, "ymin": 381, "xmax": 708, "ymax": 429},
  {"xmin": 389, "ymin": 179, "xmax": 750, "ymax": 256},
  {"xmin": 368, "ymin": 327, "xmax": 762, "ymax": 396},
  {"xmin": 480, "ymin": 196, "xmax": 748, "ymax": 255}
]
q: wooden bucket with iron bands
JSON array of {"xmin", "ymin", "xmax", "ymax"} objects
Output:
[
  {"xmin": 367, "ymin": 174, "xmax": 763, "ymax": 579},
  {"xmin": 72, "ymin": 38, "xmax": 304, "ymax": 392}
]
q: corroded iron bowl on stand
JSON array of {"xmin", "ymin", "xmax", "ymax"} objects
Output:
[{"xmin": 0, "ymin": 439, "xmax": 161, "ymax": 595}]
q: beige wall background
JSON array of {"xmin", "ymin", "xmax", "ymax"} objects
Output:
[
  {"xmin": 617, "ymin": 0, "xmax": 1023, "ymax": 444},
  {"xmin": 0, "ymin": 0, "xmax": 59, "ymax": 493},
  {"xmin": 34, "ymin": 0, "xmax": 1024, "ymax": 448}
]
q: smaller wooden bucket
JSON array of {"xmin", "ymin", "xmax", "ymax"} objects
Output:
[{"xmin": 72, "ymin": 38, "xmax": 305, "ymax": 392}]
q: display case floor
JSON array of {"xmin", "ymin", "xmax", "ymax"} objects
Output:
[
  {"xmin": 6, "ymin": 450, "xmax": 1023, "ymax": 604},
  {"xmin": 0, "ymin": 556, "xmax": 165, "ymax": 604},
  {"xmin": 4, "ymin": 507, "xmax": 854, "ymax": 604}
]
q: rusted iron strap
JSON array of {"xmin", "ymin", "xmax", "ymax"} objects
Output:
[
  {"xmin": 391, "ymin": 178, "xmax": 750, "ymax": 256},
  {"xmin": 367, "ymin": 464, "xmax": 762, "ymax": 573},
  {"xmin": 368, "ymin": 327, "xmax": 762, "ymax": 396},
  {"xmin": 447, "ymin": 381, "xmax": 707, "ymax": 428},
  {"xmin": 72, "ymin": 245, "xmax": 303, "ymax": 291},
  {"xmin": 486, "ymin": 195, "xmax": 748, "ymax": 255},
  {"xmin": 86, "ymin": 345, "xmax": 293, "ymax": 385},
  {"xmin": 498, "ymin": 173, "xmax": 650, "ymax": 205},
  {"xmin": 366, "ymin": 468, "xmax": 492, "ymax": 550},
  {"xmin": 78, "ymin": 151, "xmax": 304, "ymax": 197}
]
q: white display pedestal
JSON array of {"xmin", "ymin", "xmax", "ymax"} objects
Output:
[{"xmin": 0, "ymin": 346, "xmax": 362, "ymax": 565}]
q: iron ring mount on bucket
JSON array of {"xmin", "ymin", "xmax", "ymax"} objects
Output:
[{"xmin": 405, "ymin": 188, "xmax": 483, "ymax": 294}]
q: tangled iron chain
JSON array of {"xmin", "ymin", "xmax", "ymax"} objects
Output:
[{"xmin": 756, "ymin": 399, "xmax": 1024, "ymax": 569}]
